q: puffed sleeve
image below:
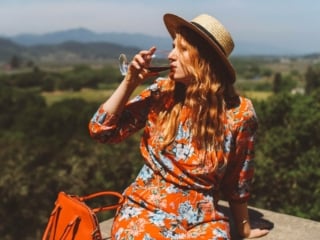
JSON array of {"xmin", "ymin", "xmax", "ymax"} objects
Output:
[
  {"xmin": 88, "ymin": 81, "xmax": 160, "ymax": 144},
  {"xmin": 221, "ymin": 99, "xmax": 258, "ymax": 203}
]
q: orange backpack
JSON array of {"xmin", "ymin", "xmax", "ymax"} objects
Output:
[{"xmin": 42, "ymin": 191, "xmax": 124, "ymax": 240}]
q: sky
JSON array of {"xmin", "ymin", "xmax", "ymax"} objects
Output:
[{"xmin": 0, "ymin": 0, "xmax": 320, "ymax": 54}]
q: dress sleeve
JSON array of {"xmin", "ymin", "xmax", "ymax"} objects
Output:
[
  {"xmin": 221, "ymin": 99, "xmax": 258, "ymax": 203},
  {"xmin": 88, "ymin": 82, "xmax": 159, "ymax": 144}
]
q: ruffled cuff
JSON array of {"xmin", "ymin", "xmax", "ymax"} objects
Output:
[{"xmin": 89, "ymin": 105, "xmax": 120, "ymax": 141}]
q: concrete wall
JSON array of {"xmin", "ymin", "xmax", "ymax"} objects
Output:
[{"xmin": 99, "ymin": 201, "xmax": 320, "ymax": 240}]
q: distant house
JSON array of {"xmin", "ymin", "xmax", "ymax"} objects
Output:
[{"xmin": 291, "ymin": 87, "xmax": 305, "ymax": 95}]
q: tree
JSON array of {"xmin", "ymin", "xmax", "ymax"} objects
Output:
[
  {"xmin": 273, "ymin": 72, "xmax": 282, "ymax": 93},
  {"xmin": 0, "ymin": 91, "xmax": 143, "ymax": 239},
  {"xmin": 41, "ymin": 75, "xmax": 55, "ymax": 92},
  {"xmin": 272, "ymin": 72, "xmax": 297, "ymax": 94},
  {"xmin": 305, "ymin": 66, "xmax": 320, "ymax": 94},
  {"xmin": 252, "ymin": 92, "xmax": 320, "ymax": 221},
  {"xmin": 9, "ymin": 55, "xmax": 22, "ymax": 69}
]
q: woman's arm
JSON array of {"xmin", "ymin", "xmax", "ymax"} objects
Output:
[
  {"xmin": 229, "ymin": 201, "xmax": 269, "ymax": 238},
  {"xmin": 88, "ymin": 47, "xmax": 158, "ymax": 143},
  {"xmin": 223, "ymin": 99, "xmax": 269, "ymax": 238}
]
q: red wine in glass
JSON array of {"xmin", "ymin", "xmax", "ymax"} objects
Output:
[
  {"xmin": 147, "ymin": 66, "xmax": 171, "ymax": 73},
  {"xmin": 119, "ymin": 53, "xmax": 170, "ymax": 76}
]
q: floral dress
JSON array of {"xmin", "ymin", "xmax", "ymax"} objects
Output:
[{"xmin": 89, "ymin": 78, "xmax": 258, "ymax": 240}]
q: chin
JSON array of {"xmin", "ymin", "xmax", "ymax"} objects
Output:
[{"xmin": 169, "ymin": 74, "xmax": 190, "ymax": 85}]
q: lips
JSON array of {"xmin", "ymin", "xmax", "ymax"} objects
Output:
[{"xmin": 170, "ymin": 64, "xmax": 176, "ymax": 70}]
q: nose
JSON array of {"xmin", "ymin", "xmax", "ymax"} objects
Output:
[{"xmin": 168, "ymin": 49, "xmax": 176, "ymax": 61}]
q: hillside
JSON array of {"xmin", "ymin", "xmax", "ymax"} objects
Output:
[
  {"xmin": 0, "ymin": 37, "xmax": 140, "ymax": 64},
  {"xmin": 7, "ymin": 28, "xmax": 172, "ymax": 52},
  {"xmin": 4, "ymin": 28, "xmax": 318, "ymax": 56},
  {"xmin": 1, "ymin": 29, "xmax": 320, "ymax": 66},
  {"xmin": 0, "ymin": 38, "xmax": 25, "ymax": 60}
]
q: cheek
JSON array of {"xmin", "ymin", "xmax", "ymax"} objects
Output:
[
  {"xmin": 176, "ymin": 63, "xmax": 188, "ymax": 76},
  {"xmin": 178, "ymin": 60, "xmax": 192, "ymax": 77},
  {"xmin": 183, "ymin": 52, "xmax": 191, "ymax": 64},
  {"xmin": 169, "ymin": 66, "xmax": 192, "ymax": 85}
]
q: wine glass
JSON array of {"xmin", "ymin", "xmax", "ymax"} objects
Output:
[{"xmin": 119, "ymin": 50, "xmax": 170, "ymax": 76}]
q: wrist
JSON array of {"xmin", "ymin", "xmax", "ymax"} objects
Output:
[
  {"xmin": 121, "ymin": 76, "xmax": 139, "ymax": 93},
  {"xmin": 239, "ymin": 220, "xmax": 251, "ymax": 238}
]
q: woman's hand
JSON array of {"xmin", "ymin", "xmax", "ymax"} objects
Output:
[
  {"xmin": 124, "ymin": 46, "xmax": 158, "ymax": 86},
  {"xmin": 246, "ymin": 228, "xmax": 269, "ymax": 238},
  {"xmin": 101, "ymin": 46, "xmax": 158, "ymax": 114},
  {"xmin": 240, "ymin": 221, "xmax": 270, "ymax": 239},
  {"xmin": 229, "ymin": 202, "xmax": 270, "ymax": 239}
]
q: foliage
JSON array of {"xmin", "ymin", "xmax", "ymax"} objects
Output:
[
  {"xmin": 9, "ymin": 55, "xmax": 22, "ymax": 69},
  {"xmin": 0, "ymin": 85, "xmax": 143, "ymax": 239},
  {"xmin": 251, "ymin": 90, "xmax": 320, "ymax": 220},
  {"xmin": 235, "ymin": 79, "xmax": 273, "ymax": 93},
  {"xmin": 1, "ymin": 60, "xmax": 320, "ymax": 239},
  {"xmin": 305, "ymin": 65, "xmax": 320, "ymax": 94},
  {"xmin": 272, "ymin": 72, "xmax": 282, "ymax": 93},
  {"xmin": 0, "ymin": 64, "xmax": 121, "ymax": 93},
  {"xmin": 272, "ymin": 72, "xmax": 298, "ymax": 94},
  {"xmin": 232, "ymin": 56, "xmax": 273, "ymax": 79}
]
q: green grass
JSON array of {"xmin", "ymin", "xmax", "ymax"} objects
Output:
[
  {"xmin": 42, "ymin": 87, "xmax": 272, "ymax": 106},
  {"xmin": 41, "ymin": 85, "xmax": 147, "ymax": 106},
  {"xmin": 41, "ymin": 88, "xmax": 112, "ymax": 105},
  {"xmin": 243, "ymin": 91, "xmax": 273, "ymax": 101}
]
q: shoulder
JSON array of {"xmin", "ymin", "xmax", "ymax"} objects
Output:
[
  {"xmin": 228, "ymin": 96, "xmax": 256, "ymax": 116},
  {"xmin": 227, "ymin": 96, "xmax": 258, "ymax": 130},
  {"xmin": 129, "ymin": 78, "xmax": 172, "ymax": 103},
  {"xmin": 152, "ymin": 77, "xmax": 173, "ymax": 91},
  {"xmin": 148, "ymin": 77, "xmax": 174, "ymax": 101}
]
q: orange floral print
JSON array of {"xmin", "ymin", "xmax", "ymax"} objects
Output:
[{"xmin": 89, "ymin": 78, "xmax": 258, "ymax": 239}]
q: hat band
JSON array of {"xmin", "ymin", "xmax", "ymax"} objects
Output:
[{"xmin": 191, "ymin": 21, "xmax": 226, "ymax": 55}]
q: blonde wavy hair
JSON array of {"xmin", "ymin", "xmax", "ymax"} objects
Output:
[{"xmin": 157, "ymin": 27, "xmax": 237, "ymax": 167}]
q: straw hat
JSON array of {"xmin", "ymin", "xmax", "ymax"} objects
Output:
[{"xmin": 163, "ymin": 13, "xmax": 236, "ymax": 83}]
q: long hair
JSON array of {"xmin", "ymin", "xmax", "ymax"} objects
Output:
[{"xmin": 158, "ymin": 27, "xmax": 237, "ymax": 168}]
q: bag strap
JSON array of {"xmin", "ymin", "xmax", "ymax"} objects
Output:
[
  {"xmin": 79, "ymin": 191, "xmax": 125, "ymax": 213},
  {"xmin": 42, "ymin": 205, "xmax": 61, "ymax": 240},
  {"xmin": 42, "ymin": 213, "xmax": 53, "ymax": 240}
]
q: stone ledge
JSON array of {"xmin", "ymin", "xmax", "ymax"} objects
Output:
[{"xmin": 99, "ymin": 201, "xmax": 320, "ymax": 240}]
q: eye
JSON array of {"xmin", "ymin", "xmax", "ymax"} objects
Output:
[
  {"xmin": 172, "ymin": 39, "xmax": 177, "ymax": 49},
  {"xmin": 181, "ymin": 46, "xmax": 187, "ymax": 52},
  {"xmin": 179, "ymin": 41, "xmax": 188, "ymax": 52}
]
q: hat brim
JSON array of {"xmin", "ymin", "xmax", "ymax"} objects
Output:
[{"xmin": 163, "ymin": 13, "xmax": 235, "ymax": 83}]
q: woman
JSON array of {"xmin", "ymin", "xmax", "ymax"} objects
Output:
[{"xmin": 89, "ymin": 13, "xmax": 269, "ymax": 239}]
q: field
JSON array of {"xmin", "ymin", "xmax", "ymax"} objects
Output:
[
  {"xmin": 42, "ymin": 88, "xmax": 113, "ymax": 105},
  {"xmin": 8, "ymin": 54, "xmax": 320, "ymax": 106},
  {"xmin": 242, "ymin": 90, "xmax": 273, "ymax": 100},
  {"xmin": 41, "ymin": 85, "xmax": 148, "ymax": 105}
]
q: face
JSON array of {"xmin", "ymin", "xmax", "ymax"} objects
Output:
[{"xmin": 168, "ymin": 37, "xmax": 192, "ymax": 85}]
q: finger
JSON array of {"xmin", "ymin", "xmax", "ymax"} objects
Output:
[
  {"xmin": 259, "ymin": 229, "xmax": 270, "ymax": 236},
  {"xmin": 133, "ymin": 54, "xmax": 146, "ymax": 68},
  {"xmin": 132, "ymin": 55, "xmax": 149, "ymax": 71},
  {"xmin": 141, "ymin": 47, "xmax": 157, "ymax": 63},
  {"xmin": 130, "ymin": 48, "xmax": 158, "ymax": 74},
  {"xmin": 129, "ymin": 60, "xmax": 142, "ymax": 71},
  {"xmin": 138, "ymin": 69, "xmax": 150, "ymax": 80},
  {"xmin": 248, "ymin": 228, "xmax": 270, "ymax": 238},
  {"xmin": 149, "ymin": 46, "xmax": 157, "ymax": 53},
  {"xmin": 148, "ymin": 46, "xmax": 157, "ymax": 57}
]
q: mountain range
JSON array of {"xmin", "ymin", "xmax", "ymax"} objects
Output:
[
  {"xmin": 0, "ymin": 28, "xmax": 316, "ymax": 63},
  {"xmin": 7, "ymin": 28, "xmax": 172, "ymax": 53},
  {"xmin": 0, "ymin": 37, "xmax": 141, "ymax": 63}
]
